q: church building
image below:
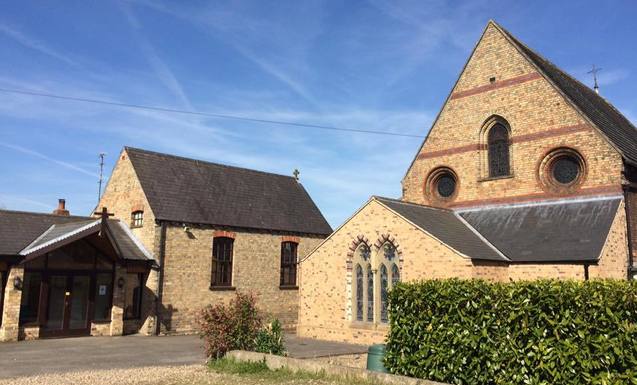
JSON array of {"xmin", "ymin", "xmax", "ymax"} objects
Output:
[
  {"xmin": 297, "ymin": 21, "xmax": 637, "ymax": 344},
  {"xmin": 0, "ymin": 147, "xmax": 330, "ymax": 341}
]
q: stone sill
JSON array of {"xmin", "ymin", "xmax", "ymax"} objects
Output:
[
  {"xmin": 279, "ymin": 285, "xmax": 299, "ymax": 290},
  {"xmin": 209, "ymin": 285, "xmax": 236, "ymax": 291},
  {"xmin": 478, "ymin": 174, "xmax": 514, "ymax": 182},
  {"xmin": 349, "ymin": 321, "xmax": 389, "ymax": 331}
]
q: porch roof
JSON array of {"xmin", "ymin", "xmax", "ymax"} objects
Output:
[{"xmin": 0, "ymin": 209, "xmax": 154, "ymax": 262}]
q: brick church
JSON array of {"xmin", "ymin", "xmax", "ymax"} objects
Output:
[{"xmin": 297, "ymin": 21, "xmax": 637, "ymax": 344}]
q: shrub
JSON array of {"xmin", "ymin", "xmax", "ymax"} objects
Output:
[
  {"xmin": 197, "ymin": 291, "xmax": 263, "ymax": 359},
  {"xmin": 385, "ymin": 279, "xmax": 637, "ymax": 385},
  {"xmin": 255, "ymin": 318, "xmax": 285, "ymax": 355}
]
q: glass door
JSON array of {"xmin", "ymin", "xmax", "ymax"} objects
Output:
[{"xmin": 41, "ymin": 274, "xmax": 92, "ymax": 337}]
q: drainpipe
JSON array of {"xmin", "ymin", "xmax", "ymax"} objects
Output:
[
  {"xmin": 623, "ymin": 185, "xmax": 635, "ymax": 280},
  {"xmin": 584, "ymin": 263, "xmax": 589, "ymax": 281},
  {"xmin": 154, "ymin": 221, "xmax": 167, "ymax": 336}
]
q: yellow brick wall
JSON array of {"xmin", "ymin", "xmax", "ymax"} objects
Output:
[
  {"xmin": 402, "ymin": 23, "xmax": 623, "ymax": 207},
  {"xmin": 297, "ymin": 200, "xmax": 482, "ymax": 344},
  {"xmin": 160, "ymin": 225, "xmax": 323, "ymax": 334},
  {"xmin": 98, "ymin": 148, "xmax": 157, "ymax": 252}
]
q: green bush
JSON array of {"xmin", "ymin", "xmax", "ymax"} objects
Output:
[
  {"xmin": 197, "ymin": 291, "xmax": 285, "ymax": 359},
  {"xmin": 385, "ymin": 279, "xmax": 637, "ymax": 385},
  {"xmin": 255, "ymin": 318, "xmax": 285, "ymax": 355}
]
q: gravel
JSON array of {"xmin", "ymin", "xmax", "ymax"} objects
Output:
[{"xmin": 0, "ymin": 364, "xmax": 355, "ymax": 385}]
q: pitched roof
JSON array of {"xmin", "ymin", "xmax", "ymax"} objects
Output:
[
  {"xmin": 457, "ymin": 196, "xmax": 621, "ymax": 262},
  {"xmin": 495, "ymin": 22, "xmax": 637, "ymax": 164},
  {"xmin": 125, "ymin": 147, "xmax": 332, "ymax": 235},
  {"xmin": 0, "ymin": 209, "xmax": 153, "ymax": 261},
  {"xmin": 375, "ymin": 197, "xmax": 508, "ymax": 262}
]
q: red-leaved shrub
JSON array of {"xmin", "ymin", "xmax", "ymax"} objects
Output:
[{"xmin": 197, "ymin": 292, "xmax": 263, "ymax": 359}]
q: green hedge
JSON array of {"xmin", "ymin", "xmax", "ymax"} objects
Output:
[{"xmin": 385, "ymin": 279, "xmax": 637, "ymax": 385}]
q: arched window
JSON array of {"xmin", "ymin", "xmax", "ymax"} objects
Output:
[
  {"xmin": 391, "ymin": 263, "xmax": 400, "ymax": 287},
  {"xmin": 366, "ymin": 264, "xmax": 374, "ymax": 322},
  {"xmin": 488, "ymin": 123, "xmax": 510, "ymax": 177},
  {"xmin": 351, "ymin": 242, "xmax": 371, "ymax": 322},
  {"xmin": 380, "ymin": 264, "xmax": 388, "ymax": 323},
  {"xmin": 355, "ymin": 264, "xmax": 363, "ymax": 321}
]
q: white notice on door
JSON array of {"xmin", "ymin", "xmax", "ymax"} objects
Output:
[{"xmin": 98, "ymin": 285, "xmax": 107, "ymax": 295}]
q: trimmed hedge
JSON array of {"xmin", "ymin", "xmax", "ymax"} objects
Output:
[{"xmin": 385, "ymin": 279, "xmax": 637, "ymax": 385}]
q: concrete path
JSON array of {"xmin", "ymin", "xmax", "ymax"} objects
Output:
[{"xmin": 0, "ymin": 334, "xmax": 368, "ymax": 378}]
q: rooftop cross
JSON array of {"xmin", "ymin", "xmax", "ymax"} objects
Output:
[{"xmin": 587, "ymin": 64, "xmax": 602, "ymax": 94}]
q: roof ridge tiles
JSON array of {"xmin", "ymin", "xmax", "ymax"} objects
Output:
[{"xmin": 125, "ymin": 146, "xmax": 297, "ymax": 180}]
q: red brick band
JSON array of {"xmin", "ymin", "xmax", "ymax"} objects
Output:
[
  {"xmin": 417, "ymin": 123, "xmax": 591, "ymax": 160},
  {"xmin": 282, "ymin": 235, "xmax": 300, "ymax": 243},
  {"xmin": 449, "ymin": 185, "xmax": 622, "ymax": 209},
  {"xmin": 450, "ymin": 72, "xmax": 542, "ymax": 100},
  {"xmin": 213, "ymin": 230, "xmax": 236, "ymax": 239}
]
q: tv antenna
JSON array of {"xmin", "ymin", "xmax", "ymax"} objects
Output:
[
  {"xmin": 98, "ymin": 152, "xmax": 106, "ymax": 204},
  {"xmin": 587, "ymin": 64, "xmax": 602, "ymax": 94}
]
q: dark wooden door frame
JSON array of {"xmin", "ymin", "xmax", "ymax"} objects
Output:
[{"xmin": 39, "ymin": 272, "xmax": 94, "ymax": 338}]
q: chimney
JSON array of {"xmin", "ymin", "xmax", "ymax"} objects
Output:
[{"xmin": 52, "ymin": 199, "xmax": 70, "ymax": 216}]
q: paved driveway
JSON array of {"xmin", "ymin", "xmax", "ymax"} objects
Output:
[{"xmin": 0, "ymin": 334, "xmax": 367, "ymax": 379}]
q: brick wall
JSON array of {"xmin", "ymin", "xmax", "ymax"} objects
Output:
[
  {"xmin": 159, "ymin": 224, "xmax": 323, "ymax": 334},
  {"xmin": 297, "ymin": 200, "xmax": 483, "ymax": 345},
  {"xmin": 402, "ymin": 23, "xmax": 623, "ymax": 208}
]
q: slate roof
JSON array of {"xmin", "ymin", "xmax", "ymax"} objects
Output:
[
  {"xmin": 0, "ymin": 210, "xmax": 152, "ymax": 261},
  {"xmin": 497, "ymin": 22, "xmax": 637, "ymax": 164},
  {"xmin": 457, "ymin": 197, "xmax": 621, "ymax": 262},
  {"xmin": 375, "ymin": 197, "xmax": 507, "ymax": 262},
  {"xmin": 125, "ymin": 147, "xmax": 332, "ymax": 235}
]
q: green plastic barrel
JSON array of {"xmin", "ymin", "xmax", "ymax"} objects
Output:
[{"xmin": 366, "ymin": 344, "xmax": 388, "ymax": 373}]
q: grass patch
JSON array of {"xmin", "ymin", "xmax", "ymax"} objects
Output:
[{"xmin": 208, "ymin": 357, "xmax": 382, "ymax": 385}]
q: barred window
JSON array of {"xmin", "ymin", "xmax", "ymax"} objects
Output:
[
  {"xmin": 488, "ymin": 124, "xmax": 510, "ymax": 177},
  {"xmin": 280, "ymin": 241, "xmax": 298, "ymax": 287},
  {"xmin": 131, "ymin": 211, "xmax": 143, "ymax": 228},
  {"xmin": 211, "ymin": 237, "xmax": 233, "ymax": 287}
]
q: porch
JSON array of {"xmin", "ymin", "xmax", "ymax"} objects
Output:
[{"xmin": 0, "ymin": 210, "xmax": 156, "ymax": 341}]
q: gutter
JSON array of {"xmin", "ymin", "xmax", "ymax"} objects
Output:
[{"xmin": 154, "ymin": 221, "xmax": 167, "ymax": 335}]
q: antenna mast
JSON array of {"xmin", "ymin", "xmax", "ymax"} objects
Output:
[
  {"xmin": 98, "ymin": 152, "xmax": 106, "ymax": 204},
  {"xmin": 587, "ymin": 64, "xmax": 602, "ymax": 94}
]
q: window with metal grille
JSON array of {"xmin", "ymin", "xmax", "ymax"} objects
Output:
[
  {"xmin": 131, "ymin": 211, "xmax": 143, "ymax": 228},
  {"xmin": 280, "ymin": 241, "xmax": 298, "ymax": 287},
  {"xmin": 211, "ymin": 237, "xmax": 233, "ymax": 287},
  {"xmin": 488, "ymin": 124, "xmax": 510, "ymax": 177}
]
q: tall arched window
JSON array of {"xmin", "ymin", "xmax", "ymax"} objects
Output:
[
  {"xmin": 351, "ymin": 242, "xmax": 371, "ymax": 322},
  {"xmin": 366, "ymin": 264, "xmax": 374, "ymax": 322},
  {"xmin": 380, "ymin": 264, "xmax": 388, "ymax": 323},
  {"xmin": 355, "ymin": 264, "xmax": 363, "ymax": 321},
  {"xmin": 391, "ymin": 263, "xmax": 400, "ymax": 287},
  {"xmin": 488, "ymin": 123, "xmax": 510, "ymax": 177}
]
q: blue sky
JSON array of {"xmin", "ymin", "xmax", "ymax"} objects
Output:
[{"xmin": 0, "ymin": 1, "xmax": 635, "ymax": 227}]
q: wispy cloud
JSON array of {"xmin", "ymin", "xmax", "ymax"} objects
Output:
[
  {"xmin": 0, "ymin": 142, "xmax": 98, "ymax": 178},
  {"xmin": 0, "ymin": 23, "xmax": 80, "ymax": 67},
  {"xmin": 119, "ymin": 3, "xmax": 194, "ymax": 110}
]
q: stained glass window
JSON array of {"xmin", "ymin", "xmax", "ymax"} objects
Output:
[
  {"xmin": 380, "ymin": 264, "xmax": 388, "ymax": 323},
  {"xmin": 488, "ymin": 124, "xmax": 510, "ymax": 177},
  {"xmin": 355, "ymin": 265, "xmax": 363, "ymax": 321},
  {"xmin": 391, "ymin": 263, "xmax": 400, "ymax": 287},
  {"xmin": 436, "ymin": 174, "xmax": 456, "ymax": 197},
  {"xmin": 366, "ymin": 265, "xmax": 374, "ymax": 322},
  {"xmin": 552, "ymin": 156, "xmax": 580, "ymax": 184}
]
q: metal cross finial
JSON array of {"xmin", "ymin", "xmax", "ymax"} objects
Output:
[
  {"xmin": 293, "ymin": 168, "xmax": 300, "ymax": 181},
  {"xmin": 94, "ymin": 206, "xmax": 114, "ymax": 237},
  {"xmin": 587, "ymin": 64, "xmax": 602, "ymax": 94}
]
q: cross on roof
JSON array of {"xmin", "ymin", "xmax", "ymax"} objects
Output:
[{"xmin": 94, "ymin": 207, "xmax": 114, "ymax": 237}]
